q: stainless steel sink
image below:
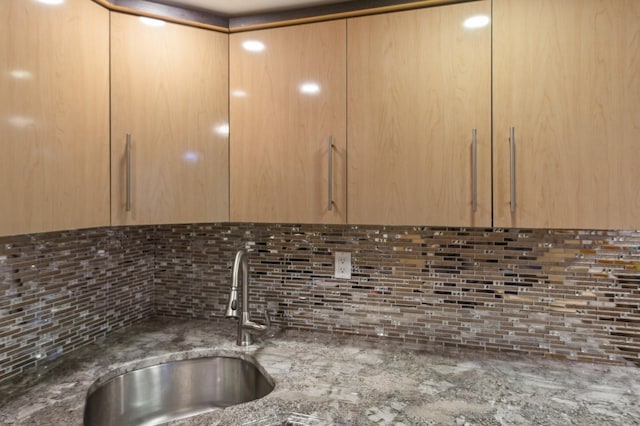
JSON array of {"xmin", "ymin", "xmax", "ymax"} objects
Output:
[{"xmin": 84, "ymin": 355, "xmax": 274, "ymax": 426}]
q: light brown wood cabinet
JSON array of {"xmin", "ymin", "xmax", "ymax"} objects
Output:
[
  {"xmin": 229, "ymin": 20, "xmax": 347, "ymax": 224},
  {"xmin": 5, "ymin": 0, "xmax": 638, "ymax": 234},
  {"xmin": 111, "ymin": 13, "xmax": 229, "ymax": 226},
  {"xmin": 347, "ymin": 1, "xmax": 492, "ymax": 227},
  {"xmin": 0, "ymin": 0, "xmax": 110, "ymax": 236},
  {"xmin": 493, "ymin": 0, "xmax": 640, "ymax": 229}
]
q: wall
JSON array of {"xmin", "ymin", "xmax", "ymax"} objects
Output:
[
  {"xmin": 0, "ymin": 227, "xmax": 154, "ymax": 384},
  {"xmin": 1, "ymin": 223, "xmax": 639, "ymax": 387},
  {"xmin": 155, "ymin": 223, "xmax": 640, "ymax": 365}
]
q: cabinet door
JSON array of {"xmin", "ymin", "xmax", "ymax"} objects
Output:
[
  {"xmin": 230, "ymin": 20, "xmax": 347, "ymax": 224},
  {"xmin": 494, "ymin": 0, "xmax": 640, "ymax": 229},
  {"xmin": 111, "ymin": 13, "xmax": 229, "ymax": 226},
  {"xmin": 347, "ymin": 1, "xmax": 491, "ymax": 227},
  {"xmin": 0, "ymin": 0, "xmax": 109, "ymax": 236}
]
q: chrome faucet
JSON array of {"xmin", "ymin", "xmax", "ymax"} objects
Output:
[{"xmin": 225, "ymin": 250, "xmax": 270, "ymax": 346}]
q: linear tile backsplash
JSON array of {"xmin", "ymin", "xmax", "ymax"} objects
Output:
[
  {"xmin": 155, "ymin": 224, "xmax": 640, "ymax": 365},
  {"xmin": 2, "ymin": 223, "xmax": 640, "ymax": 386},
  {"xmin": 0, "ymin": 227, "xmax": 154, "ymax": 384}
]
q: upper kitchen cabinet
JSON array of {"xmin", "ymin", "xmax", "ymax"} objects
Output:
[
  {"xmin": 229, "ymin": 20, "xmax": 347, "ymax": 224},
  {"xmin": 493, "ymin": 0, "xmax": 640, "ymax": 229},
  {"xmin": 111, "ymin": 13, "xmax": 229, "ymax": 226},
  {"xmin": 347, "ymin": 1, "xmax": 492, "ymax": 227},
  {"xmin": 0, "ymin": 0, "xmax": 109, "ymax": 236}
]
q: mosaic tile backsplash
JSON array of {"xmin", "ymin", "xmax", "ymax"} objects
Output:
[
  {"xmin": 2, "ymin": 223, "xmax": 640, "ymax": 385},
  {"xmin": 154, "ymin": 224, "xmax": 640, "ymax": 365},
  {"xmin": 0, "ymin": 227, "xmax": 154, "ymax": 384}
]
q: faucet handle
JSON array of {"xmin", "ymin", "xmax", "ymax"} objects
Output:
[{"xmin": 241, "ymin": 309, "xmax": 271, "ymax": 333}]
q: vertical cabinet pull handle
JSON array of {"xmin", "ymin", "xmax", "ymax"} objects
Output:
[
  {"xmin": 125, "ymin": 134, "xmax": 132, "ymax": 212},
  {"xmin": 509, "ymin": 127, "xmax": 516, "ymax": 213},
  {"xmin": 328, "ymin": 136, "xmax": 334, "ymax": 211},
  {"xmin": 471, "ymin": 128, "xmax": 478, "ymax": 213}
]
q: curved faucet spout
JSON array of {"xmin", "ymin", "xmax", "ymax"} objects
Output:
[
  {"xmin": 225, "ymin": 251, "xmax": 245, "ymax": 319},
  {"xmin": 225, "ymin": 250, "xmax": 270, "ymax": 346}
]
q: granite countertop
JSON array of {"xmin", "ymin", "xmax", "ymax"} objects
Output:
[{"xmin": 1, "ymin": 318, "xmax": 640, "ymax": 425}]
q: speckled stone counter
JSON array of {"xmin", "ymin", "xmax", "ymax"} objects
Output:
[{"xmin": 1, "ymin": 318, "xmax": 640, "ymax": 425}]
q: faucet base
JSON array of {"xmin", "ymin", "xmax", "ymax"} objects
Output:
[{"xmin": 235, "ymin": 319, "xmax": 251, "ymax": 346}]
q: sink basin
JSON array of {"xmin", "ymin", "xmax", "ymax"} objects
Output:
[{"xmin": 84, "ymin": 355, "xmax": 274, "ymax": 426}]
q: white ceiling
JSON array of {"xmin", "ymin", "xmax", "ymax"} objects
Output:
[{"xmin": 160, "ymin": 0, "xmax": 352, "ymax": 16}]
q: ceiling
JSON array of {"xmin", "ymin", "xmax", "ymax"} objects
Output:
[{"xmin": 156, "ymin": 0, "xmax": 353, "ymax": 16}]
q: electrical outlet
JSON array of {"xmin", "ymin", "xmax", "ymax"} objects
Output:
[{"xmin": 335, "ymin": 251, "xmax": 351, "ymax": 279}]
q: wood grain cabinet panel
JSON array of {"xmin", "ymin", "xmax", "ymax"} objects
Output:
[
  {"xmin": 0, "ymin": 0, "xmax": 110, "ymax": 236},
  {"xmin": 229, "ymin": 20, "xmax": 347, "ymax": 224},
  {"xmin": 111, "ymin": 13, "xmax": 229, "ymax": 226},
  {"xmin": 493, "ymin": 0, "xmax": 640, "ymax": 229},
  {"xmin": 347, "ymin": 1, "xmax": 492, "ymax": 227}
]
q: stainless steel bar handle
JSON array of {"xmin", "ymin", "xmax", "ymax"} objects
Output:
[
  {"xmin": 125, "ymin": 134, "xmax": 132, "ymax": 212},
  {"xmin": 328, "ymin": 136, "xmax": 334, "ymax": 211},
  {"xmin": 472, "ymin": 128, "xmax": 478, "ymax": 213},
  {"xmin": 509, "ymin": 127, "xmax": 516, "ymax": 213}
]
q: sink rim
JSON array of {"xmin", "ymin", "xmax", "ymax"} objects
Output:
[{"xmin": 85, "ymin": 348, "xmax": 275, "ymax": 397}]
